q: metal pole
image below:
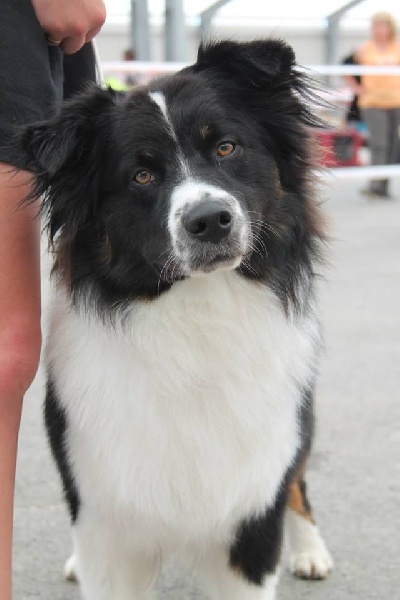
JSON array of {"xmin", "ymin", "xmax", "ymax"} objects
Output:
[
  {"xmin": 200, "ymin": 14, "xmax": 212, "ymax": 42},
  {"xmin": 165, "ymin": 0, "xmax": 186, "ymax": 62},
  {"xmin": 326, "ymin": 16, "xmax": 340, "ymax": 65},
  {"xmin": 131, "ymin": 0, "xmax": 151, "ymax": 61}
]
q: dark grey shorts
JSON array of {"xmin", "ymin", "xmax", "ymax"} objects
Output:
[
  {"xmin": 0, "ymin": 0, "xmax": 98, "ymax": 169},
  {"xmin": 0, "ymin": 0, "xmax": 64, "ymax": 165}
]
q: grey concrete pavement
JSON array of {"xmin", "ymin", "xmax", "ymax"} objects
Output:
[{"xmin": 13, "ymin": 179, "xmax": 400, "ymax": 599}]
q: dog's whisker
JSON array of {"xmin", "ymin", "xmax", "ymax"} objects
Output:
[
  {"xmin": 247, "ymin": 233, "xmax": 268, "ymax": 260},
  {"xmin": 247, "ymin": 215, "xmax": 279, "ymax": 239},
  {"xmin": 169, "ymin": 256, "xmax": 179, "ymax": 283},
  {"xmin": 241, "ymin": 257, "xmax": 260, "ymax": 277},
  {"xmin": 252, "ymin": 221, "xmax": 278, "ymax": 238},
  {"xmin": 252, "ymin": 234, "xmax": 268, "ymax": 258},
  {"xmin": 247, "ymin": 242, "xmax": 263, "ymax": 260},
  {"xmin": 157, "ymin": 253, "xmax": 175, "ymax": 296}
]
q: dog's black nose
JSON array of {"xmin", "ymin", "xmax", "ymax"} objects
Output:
[{"xmin": 183, "ymin": 201, "xmax": 233, "ymax": 244}]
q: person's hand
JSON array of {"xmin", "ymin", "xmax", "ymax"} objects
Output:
[{"xmin": 31, "ymin": 0, "xmax": 106, "ymax": 54}]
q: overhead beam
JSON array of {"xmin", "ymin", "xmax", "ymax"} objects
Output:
[{"xmin": 327, "ymin": 0, "xmax": 365, "ymax": 21}]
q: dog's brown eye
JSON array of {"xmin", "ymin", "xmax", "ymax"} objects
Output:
[
  {"xmin": 217, "ymin": 142, "xmax": 236, "ymax": 157},
  {"xmin": 134, "ymin": 169, "xmax": 154, "ymax": 185}
]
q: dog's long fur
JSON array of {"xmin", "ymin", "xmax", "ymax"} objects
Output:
[{"xmin": 12, "ymin": 40, "xmax": 332, "ymax": 599}]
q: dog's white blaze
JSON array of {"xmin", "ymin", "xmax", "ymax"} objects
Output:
[
  {"xmin": 47, "ymin": 271, "xmax": 319, "ymax": 571},
  {"xmin": 149, "ymin": 90, "xmax": 191, "ymax": 178},
  {"xmin": 149, "ymin": 91, "xmax": 172, "ymax": 133}
]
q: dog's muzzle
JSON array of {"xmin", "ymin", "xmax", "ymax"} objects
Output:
[{"xmin": 168, "ymin": 184, "xmax": 249, "ymax": 275}]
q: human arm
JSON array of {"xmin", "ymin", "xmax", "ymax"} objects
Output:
[
  {"xmin": 342, "ymin": 51, "xmax": 365, "ymax": 96},
  {"xmin": 31, "ymin": 0, "xmax": 106, "ymax": 54},
  {"xmin": 344, "ymin": 76, "xmax": 365, "ymax": 96}
]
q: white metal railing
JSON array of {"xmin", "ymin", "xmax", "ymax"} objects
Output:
[
  {"xmin": 101, "ymin": 62, "xmax": 400, "ymax": 76},
  {"xmin": 317, "ymin": 165, "xmax": 400, "ymax": 180},
  {"xmin": 306, "ymin": 65, "xmax": 400, "ymax": 76}
]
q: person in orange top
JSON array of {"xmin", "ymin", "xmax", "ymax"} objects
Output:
[{"xmin": 347, "ymin": 12, "xmax": 400, "ymax": 198}]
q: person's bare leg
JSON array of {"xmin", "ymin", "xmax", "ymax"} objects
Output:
[{"xmin": 0, "ymin": 165, "xmax": 42, "ymax": 600}]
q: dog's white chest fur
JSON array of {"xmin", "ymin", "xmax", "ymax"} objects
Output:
[{"xmin": 47, "ymin": 272, "xmax": 318, "ymax": 549}]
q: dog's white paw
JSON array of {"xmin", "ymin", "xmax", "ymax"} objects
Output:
[
  {"xmin": 290, "ymin": 543, "xmax": 333, "ymax": 580},
  {"xmin": 286, "ymin": 509, "xmax": 333, "ymax": 580},
  {"xmin": 64, "ymin": 554, "xmax": 78, "ymax": 582}
]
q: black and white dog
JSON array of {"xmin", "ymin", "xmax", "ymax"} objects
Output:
[{"xmin": 15, "ymin": 40, "xmax": 332, "ymax": 599}]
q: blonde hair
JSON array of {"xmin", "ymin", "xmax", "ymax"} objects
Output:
[{"xmin": 371, "ymin": 12, "xmax": 397, "ymax": 40}]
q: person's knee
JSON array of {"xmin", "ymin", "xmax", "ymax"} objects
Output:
[{"xmin": 0, "ymin": 315, "xmax": 42, "ymax": 402}]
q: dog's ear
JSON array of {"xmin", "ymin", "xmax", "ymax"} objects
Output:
[
  {"xmin": 195, "ymin": 39, "xmax": 296, "ymax": 88},
  {"xmin": 8, "ymin": 85, "xmax": 119, "ymax": 243},
  {"xmin": 17, "ymin": 113, "xmax": 86, "ymax": 179}
]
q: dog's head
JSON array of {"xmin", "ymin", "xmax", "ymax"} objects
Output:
[{"xmin": 11, "ymin": 40, "xmax": 323, "ymax": 310}]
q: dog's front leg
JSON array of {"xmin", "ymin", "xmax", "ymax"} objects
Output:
[
  {"xmin": 285, "ymin": 475, "xmax": 333, "ymax": 580},
  {"xmin": 68, "ymin": 517, "xmax": 159, "ymax": 600},
  {"xmin": 197, "ymin": 488, "xmax": 286, "ymax": 600},
  {"xmin": 197, "ymin": 547, "xmax": 279, "ymax": 600}
]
